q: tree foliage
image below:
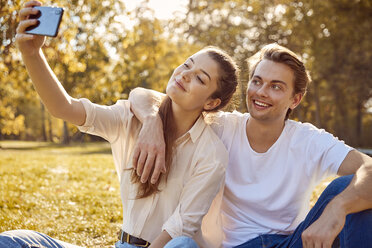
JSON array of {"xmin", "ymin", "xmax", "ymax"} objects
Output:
[{"xmin": 1, "ymin": 0, "xmax": 371, "ymax": 146}]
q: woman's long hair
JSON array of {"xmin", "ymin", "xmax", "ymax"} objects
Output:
[
  {"xmin": 132, "ymin": 47, "xmax": 240, "ymax": 199},
  {"xmin": 131, "ymin": 96, "xmax": 175, "ymax": 198}
]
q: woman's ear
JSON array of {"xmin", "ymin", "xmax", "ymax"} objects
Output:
[{"xmin": 204, "ymin": 98, "xmax": 221, "ymax": 111}]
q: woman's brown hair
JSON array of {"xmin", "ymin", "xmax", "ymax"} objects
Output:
[{"xmin": 132, "ymin": 46, "xmax": 239, "ymax": 198}]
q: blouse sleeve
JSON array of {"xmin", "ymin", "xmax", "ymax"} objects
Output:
[
  {"xmin": 77, "ymin": 98, "xmax": 132, "ymax": 143},
  {"xmin": 162, "ymin": 153, "xmax": 227, "ymax": 238}
]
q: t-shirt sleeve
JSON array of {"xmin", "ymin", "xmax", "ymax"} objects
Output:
[
  {"xmin": 305, "ymin": 125, "xmax": 354, "ymax": 180},
  {"xmin": 210, "ymin": 111, "xmax": 248, "ymax": 152},
  {"xmin": 210, "ymin": 111, "xmax": 246, "ymax": 137},
  {"xmin": 162, "ymin": 150, "xmax": 227, "ymax": 238},
  {"xmin": 77, "ymin": 98, "xmax": 132, "ymax": 143}
]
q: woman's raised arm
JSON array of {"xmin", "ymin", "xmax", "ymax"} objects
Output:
[{"xmin": 16, "ymin": 1, "xmax": 86, "ymax": 126}]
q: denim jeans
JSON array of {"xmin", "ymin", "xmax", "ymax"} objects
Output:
[
  {"xmin": 1, "ymin": 176, "xmax": 370, "ymax": 248},
  {"xmin": 0, "ymin": 229, "xmax": 199, "ymax": 248},
  {"xmin": 235, "ymin": 175, "xmax": 372, "ymax": 248},
  {"xmin": 0, "ymin": 229, "xmax": 84, "ymax": 248},
  {"xmin": 164, "ymin": 236, "xmax": 199, "ymax": 248}
]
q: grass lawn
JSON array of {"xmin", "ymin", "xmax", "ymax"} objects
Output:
[
  {"xmin": 0, "ymin": 141, "xmax": 121, "ymax": 247},
  {"xmin": 0, "ymin": 141, "xmax": 333, "ymax": 247}
]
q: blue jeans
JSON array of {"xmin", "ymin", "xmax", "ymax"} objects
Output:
[
  {"xmin": 235, "ymin": 175, "xmax": 372, "ymax": 248},
  {"xmin": 0, "ymin": 229, "xmax": 84, "ymax": 248},
  {"xmin": 0, "ymin": 230, "xmax": 199, "ymax": 248},
  {"xmin": 164, "ymin": 175, "xmax": 372, "ymax": 248},
  {"xmin": 164, "ymin": 236, "xmax": 199, "ymax": 248},
  {"xmin": 1, "ymin": 176, "xmax": 370, "ymax": 248}
]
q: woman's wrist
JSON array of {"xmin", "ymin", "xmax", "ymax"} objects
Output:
[
  {"xmin": 143, "ymin": 114, "xmax": 162, "ymax": 128},
  {"xmin": 21, "ymin": 48, "xmax": 43, "ymax": 59}
]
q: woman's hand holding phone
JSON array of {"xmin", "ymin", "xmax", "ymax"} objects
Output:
[{"xmin": 16, "ymin": 1, "xmax": 45, "ymax": 56}]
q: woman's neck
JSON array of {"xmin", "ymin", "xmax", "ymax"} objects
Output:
[{"xmin": 171, "ymin": 103, "xmax": 202, "ymax": 138}]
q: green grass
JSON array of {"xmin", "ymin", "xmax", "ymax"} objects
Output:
[
  {"xmin": 0, "ymin": 141, "xmax": 332, "ymax": 247},
  {"xmin": 0, "ymin": 141, "xmax": 121, "ymax": 247}
]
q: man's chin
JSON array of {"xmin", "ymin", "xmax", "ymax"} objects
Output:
[{"xmin": 249, "ymin": 111, "xmax": 272, "ymax": 122}]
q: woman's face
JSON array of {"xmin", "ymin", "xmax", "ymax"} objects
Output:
[{"xmin": 166, "ymin": 51, "xmax": 220, "ymax": 112}]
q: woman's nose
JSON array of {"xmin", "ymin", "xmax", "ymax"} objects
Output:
[{"xmin": 181, "ymin": 70, "xmax": 191, "ymax": 82}]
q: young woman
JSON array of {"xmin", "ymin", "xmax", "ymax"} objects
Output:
[{"xmin": 0, "ymin": 1, "xmax": 239, "ymax": 248}]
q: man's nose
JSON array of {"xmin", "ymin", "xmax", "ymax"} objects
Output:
[{"xmin": 256, "ymin": 83, "xmax": 269, "ymax": 97}]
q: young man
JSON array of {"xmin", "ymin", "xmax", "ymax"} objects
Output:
[{"xmin": 128, "ymin": 44, "xmax": 372, "ymax": 248}]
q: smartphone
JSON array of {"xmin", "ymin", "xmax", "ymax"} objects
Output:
[{"xmin": 25, "ymin": 6, "xmax": 64, "ymax": 37}]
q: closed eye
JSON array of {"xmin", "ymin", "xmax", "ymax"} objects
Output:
[
  {"xmin": 183, "ymin": 63, "xmax": 190, "ymax": 68},
  {"xmin": 197, "ymin": 76, "xmax": 205, "ymax": 84}
]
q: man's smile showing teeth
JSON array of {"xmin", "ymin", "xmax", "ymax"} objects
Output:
[{"xmin": 254, "ymin": 100, "xmax": 270, "ymax": 107}]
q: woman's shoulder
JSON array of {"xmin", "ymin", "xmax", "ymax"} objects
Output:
[{"xmin": 198, "ymin": 124, "xmax": 229, "ymax": 165}]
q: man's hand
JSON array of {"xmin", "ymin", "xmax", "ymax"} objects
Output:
[
  {"xmin": 302, "ymin": 199, "xmax": 346, "ymax": 248},
  {"xmin": 132, "ymin": 115, "xmax": 166, "ymax": 184}
]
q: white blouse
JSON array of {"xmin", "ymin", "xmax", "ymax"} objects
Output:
[{"xmin": 77, "ymin": 98, "xmax": 228, "ymax": 246}]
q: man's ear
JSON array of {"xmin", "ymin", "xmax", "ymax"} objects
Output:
[
  {"xmin": 290, "ymin": 93, "xmax": 303, "ymax": 110},
  {"xmin": 204, "ymin": 98, "xmax": 221, "ymax": 111}
]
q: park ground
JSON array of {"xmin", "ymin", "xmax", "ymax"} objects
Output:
[{"xmin": 0, "ymin": 141, "xmax": 332, "ymax": 247}]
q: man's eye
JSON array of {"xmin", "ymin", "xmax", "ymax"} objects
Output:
[
  {"xmin": 252, "ymin": 80, "xmax": 260, "ymax": 85},
  {"xmin": 272, "ymin": 84, "xmax": 281, "ymax": 90}
]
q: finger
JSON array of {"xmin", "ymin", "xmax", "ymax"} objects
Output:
[
  {"xmin": 304, "ymin": 240, "xmax": 314, "ymax": 248},
  {"xmin": 132, "ymin": 147, "xmax": 140, "ymax": 170},
  {"xmin": 157, "ymin": 152, "xmax": 166, "ymax": 173},
  {"xmin": 15, "ymin": 33, "xmax": 36, "ymax": 41},
  {"xmin": 302, "ymin": 234, "xmax": 309, "ymax": 248},
  {"xmin": 322, "ymin": 241, "xmax": 332, "ymax": 248},
  {"xmin": 314, "ymin": 242, "xmax": 321, "ymax": 248},
  {"xmin": 19, "ymin": 7, "xmax": 39, "ymax": 21},
  {"xmin": 136, "ymin": 152, "xmax": 147, "ymax": 177},
  {"xmin": 24, "ymin": 0, "xmax": 42, "ymax": 8},
  {"xmin": 16, "ymin": 19, "xmax": 38, "ymax": 33},
  {"xmin": 141, "ymin": 153, "xmax": 156, "ymax": 183},
  {"xmin": 150, "ymin": 156, "xmax": 164, "ymax": 184}
]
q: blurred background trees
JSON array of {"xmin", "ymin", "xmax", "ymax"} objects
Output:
[{"xmin": 1, "ymin": 0, "xmax": 371, "ymax": 147}]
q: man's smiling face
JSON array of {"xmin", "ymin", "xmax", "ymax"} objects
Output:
[{"xmin": 246, "ymin": 59, "xmax": 301, "ymax": 123}]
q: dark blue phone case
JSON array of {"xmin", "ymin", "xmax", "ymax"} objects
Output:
[{"xmin": 25, "ymin": 6, "xmax": 64, "ymax": 37}]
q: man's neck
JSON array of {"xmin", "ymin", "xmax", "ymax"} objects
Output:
[{"xmin": 246, "ymin": 117, "xmax": 286, "ymax": 153}]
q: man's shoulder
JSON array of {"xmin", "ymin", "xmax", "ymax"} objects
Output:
[
  {"xmin": 214, "ymin": 110, "xmax": 249, "ymax": 125},
  {"xmin": 203, "ymin": 124, "xmax": 228, "ymax": 149},
  {"xmin": 286, "ymin": 119, "xmax": 323, "ymax": 135},
  {"xmin": 285, "ymin": 119, "xmax": 342, "ymax": 146},
  {"xmin": 209, "ymin": 111, "xmax": 249, "ymax": 139},
  {"xmin": 198, "ymin": 124, "xmax": 229, "ymax": 164}
]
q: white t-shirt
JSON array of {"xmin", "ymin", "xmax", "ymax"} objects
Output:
[{"xmin": 211, "ymin": 111, "xmax": 353, "ymax": 248}]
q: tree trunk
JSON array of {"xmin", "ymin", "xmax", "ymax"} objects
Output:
[
  {"xmin": 40, "ymin": 101, "xmax": 47, "ymax": 141},
  {"xmin": 48, "ymin": 115, "xmax": 53, "ymax": 142},
  {"xmin": 62, "ymin": 121, "xmax": 70, "ymax": 144},
  {"xmin": 356, "ymin": 100, "xmax": 363, "ymax": 147},
  {"xmin": 313, "ymin": 80, "xmax": 322, "ymax": 128}
]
